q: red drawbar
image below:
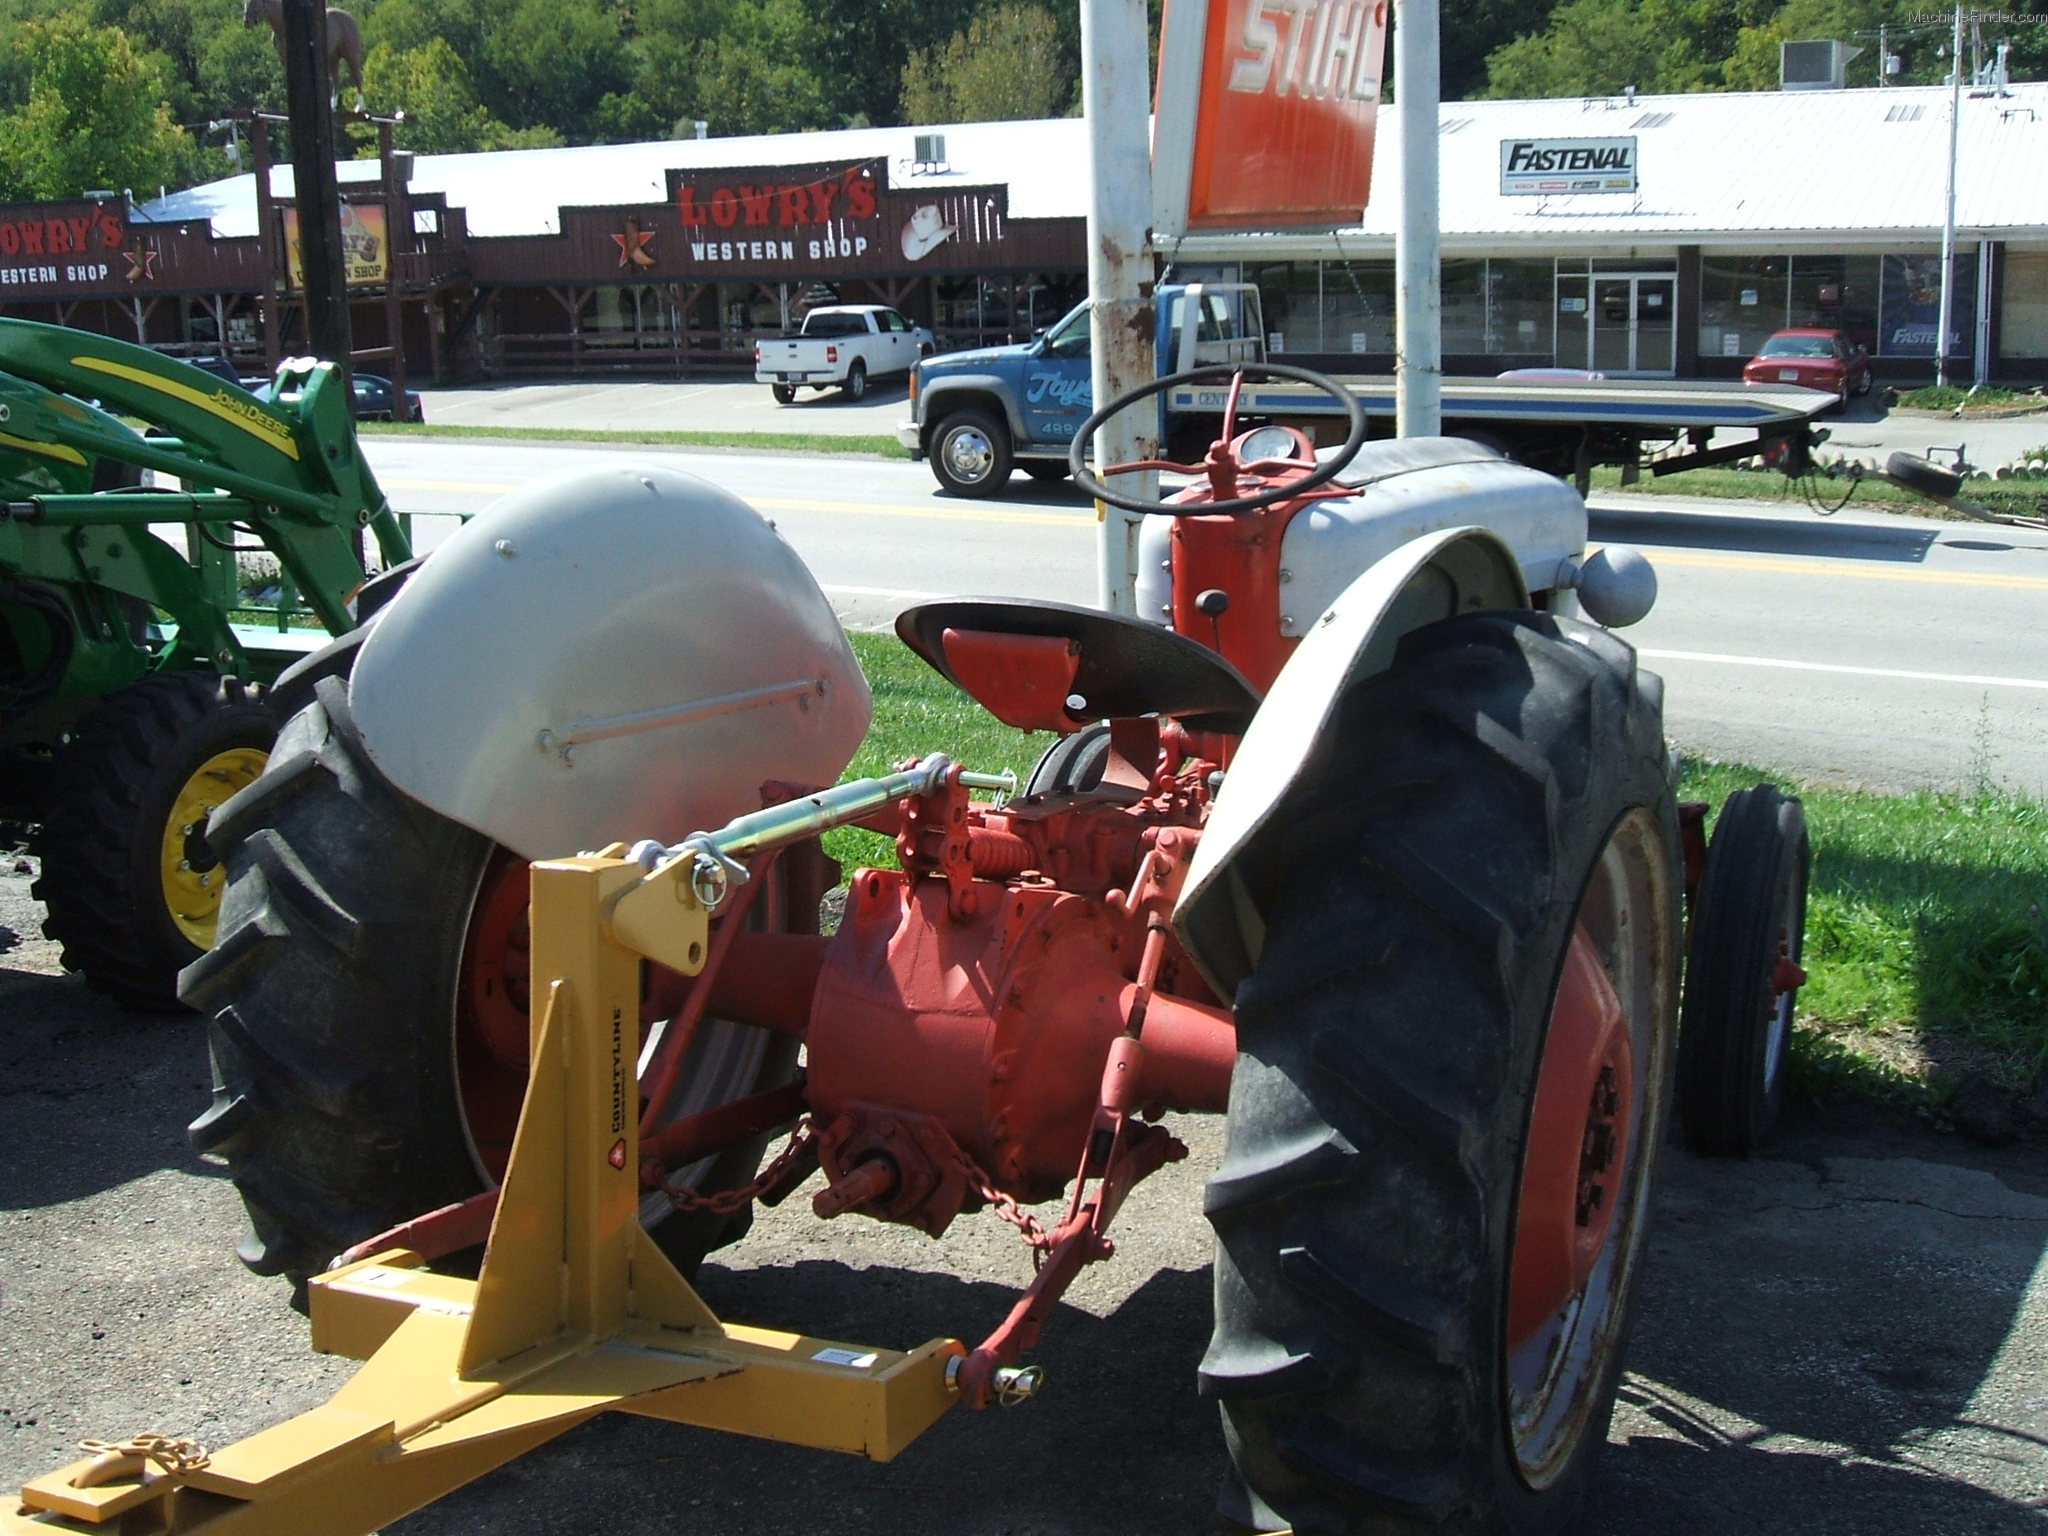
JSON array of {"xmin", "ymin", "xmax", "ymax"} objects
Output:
[{"xmin": 939, "ymin": 628, "xmax": 1082, "ymax": 733}]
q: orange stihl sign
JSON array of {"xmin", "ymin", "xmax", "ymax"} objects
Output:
[{"xmin": 1153, "ymin": 0, "xmax": 1389, "ymax": 236}]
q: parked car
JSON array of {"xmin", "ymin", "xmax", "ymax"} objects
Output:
[
  {"xmin": 251, "ymin": 370, "xmax": 425, "ymax": 422},
  {"xmin": 1743, "ymin": 328, "xmax": 1872, "ymax": 402},
  {"xmin": 756, "ymin": 304, "xmax": 935, "ymax": 403},
  {"xmin": 351, "ymin": 372, "xmax": 425, "ymax": 423}
]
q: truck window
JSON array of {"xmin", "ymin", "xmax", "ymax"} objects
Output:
[
  {"xmin": 880, "ymin": 310, "xmax": 910, "ymax": 332},
  {"xmin": 1043, "ymin": 306, "xmax": 1091, "ymax": 359},
  {"xmin": 801, "ymin": 312, "xmax": 869, "ymax": 338}
]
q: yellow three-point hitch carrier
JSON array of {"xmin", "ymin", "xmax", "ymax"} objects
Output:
[{"xmin": 6, "ymin": 849, "xmax": 962, "ymax": 1536}]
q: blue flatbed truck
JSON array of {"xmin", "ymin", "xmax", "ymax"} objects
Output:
[{"xmin": 898, "ymin": 283, "xmax": 1839, "ymax": 497}]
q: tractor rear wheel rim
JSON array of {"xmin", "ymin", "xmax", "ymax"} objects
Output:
[
  {"xmin": 159, "ymin": 746, "xmax": 268, "ymax": 948},
  {"xmin": 1506, "ymin": 808, "xmax": 1672, "ymax": 1488},
  {"xmin": 451, "ymin": 848, "xmax": 782, "ymax": 1197}
]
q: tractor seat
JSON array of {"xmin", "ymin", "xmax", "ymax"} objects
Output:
[{"xmin": 896, "ymin": 597, "xmax": 1261, "ymax": 736}]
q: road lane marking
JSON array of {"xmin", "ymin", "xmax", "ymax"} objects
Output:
[
  {"xmin": 820, "ymin": 583, "xmax": 945, "ymax": 601},
  {"xmin": 1638, "ymin": 547, "xmax": 2048, "ymax": 593},
  {"xmin": 1640, "ymin": 648, "xmax": 2048, "ymax": 692}
]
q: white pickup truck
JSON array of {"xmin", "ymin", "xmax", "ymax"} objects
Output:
[{"xmin": 755, "ymin": 304, "xmax": 936, "ymax": 403}]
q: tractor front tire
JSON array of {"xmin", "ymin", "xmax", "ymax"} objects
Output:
[
  {"xmin": 32, "ymin": 672, "xmax": 272, "ymax": 1011},
  {"xmin": 1204, "ymin": 611, "xmax": 1680, "ymax": 1536},
  {"xmin": 182, "ymin": 678, "xmax": 799, "ymax": 1281}
]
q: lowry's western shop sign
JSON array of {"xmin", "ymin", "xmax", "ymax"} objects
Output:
[{"xmin": 0, "ymin": 201, "xmax": 124, "ymax": 292}]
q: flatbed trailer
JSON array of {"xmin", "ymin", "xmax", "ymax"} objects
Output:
[{"xmin": 1164, "ymin": 372, "xmax": 1842, "ymax": 489}]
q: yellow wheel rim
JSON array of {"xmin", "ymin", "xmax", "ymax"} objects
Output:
[{"xmin": 159, "ymin": 747, "xmax": 269, "ymax": 949}]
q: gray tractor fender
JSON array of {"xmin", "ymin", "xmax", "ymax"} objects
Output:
[
  {"xmin": 1172, "ymin": 525, "xmax": 1529, "ymax": 1001},
  {"xmin": 920, "ymin": 375, "xmax": 1028, "ymax": 447},
  {"xmin": 348, "ymin": 464, "xmax": 872, "ymax": 862}
]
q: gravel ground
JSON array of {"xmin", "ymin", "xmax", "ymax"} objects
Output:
[{"xmin": 1, "ymin": 851, "xmax": 2043, "ymax": 1534}]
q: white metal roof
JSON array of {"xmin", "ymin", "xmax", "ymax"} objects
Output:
[
  {"xmin": 137, "ymin": 82, "xmax": 2048, "ymax": 253},
  {"xmin": 136, "ymin": 116, "xmax": 1090, "ymax": 237}
]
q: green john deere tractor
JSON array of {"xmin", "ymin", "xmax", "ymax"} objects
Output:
[{"xmin": 0, "ymin": 318, "xmax": 410, "ymax": 1007}]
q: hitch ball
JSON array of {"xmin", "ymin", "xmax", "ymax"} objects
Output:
[{"xmin": 1564, "ymin": 545, "xmax": 1658, "ymax": 629}]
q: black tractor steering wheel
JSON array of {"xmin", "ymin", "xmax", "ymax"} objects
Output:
[{"xmin": 1066, "ymin": 362, "xmax": 1369, "ymax": 516}]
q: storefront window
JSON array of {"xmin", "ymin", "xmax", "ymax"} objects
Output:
[
  {"xmin": 1323, "ymin": 259, "xmax": 1394, "ymax": 354},
  {"xmin": 1699, "ymin": 255, "xmax": 1789, "ymax": 361},
  {"xmin": 1788, "ymin": 255, "xmax": 1879, "ymax": 351},
  {"xmin": 1486, "ymin": 258, "xmax": 1553, "ymax": 356},
  {"xmin": 1252, "ymin": 262, "xmax": 1321, "ymax": 353},
  {"xmin": 1441, "ymin": 259, "xmax": 1486, "ymax": 355},
  {"xmin": 1556, "ymin": 272, "xmax": 1590, "ymax": 368},
  {"xmin": 2001, "ymin": 247, "xmax": 2048, "ymax": 358},
  {"xmin": 1879, "ymin": 251, "xmax": 1975, "ymax": 357}
]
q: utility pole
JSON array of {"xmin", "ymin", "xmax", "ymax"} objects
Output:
[
  {"xmin": 281, "ymin": 0, "xmax": 352, "ymax": 386},
  {"xmin": 1877, "ymin": 23, "xmax": 1888, "ymax": 86},
  {"xmin": 1936, "ymin": 1, "xmax": 1962, "ymax": 389},
  {"xmin": 1081, "ymin": 0, "xmax": 1155, "ymax": 616},
  {"xmin": 1394, "ymin": 0, "xmax": 1441, "ymax": 437}
]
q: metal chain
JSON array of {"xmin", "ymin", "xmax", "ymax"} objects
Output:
[
  {"xmin": 74, "ymin": 1435, "xmax": 211, "ymax": 1484},
  {"xmin": 662, "ymin": 1118, "xmax": 816, "ymax": 1217},
  {"xmin": 953, "ymin": 1150, "xmax": 1053, "ymax": 1270}
]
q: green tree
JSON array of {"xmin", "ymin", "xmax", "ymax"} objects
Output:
[
  {"xmin": 354, "ymin": 37, "xmax": 555, "ymax": 154},
  {"xmin": 900, "ymin": 3, "xmax": 1070, "ymax": 124},
  {"xmin": 476, "ymin": 0, "xmax": 627, "ymax": 140},
  {"xmin": 0, "ymin": 15, "xmax": 196, "ymax": 200}
]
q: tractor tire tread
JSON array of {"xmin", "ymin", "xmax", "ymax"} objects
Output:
[{"xmin": 31, "ymin": 671, "xmax": 271, "ymax": 1010}]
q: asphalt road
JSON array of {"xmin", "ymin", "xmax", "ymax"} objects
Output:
[
  {"xmin": 364, "ymin": 436, "xmax": 2048, "ymax": 796},
  {"xmin": 0, "ymin": 864, "xmax": 2044, "ymax": 1534}
]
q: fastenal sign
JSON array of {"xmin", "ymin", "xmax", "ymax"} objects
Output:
[
  {"xmin": 1153, "ymin": 0, "xmax": 1390, "ymax": 237},
  {"xmin": 1499, "ymin": 137, "xmax": 1637, "ymax": 196}
]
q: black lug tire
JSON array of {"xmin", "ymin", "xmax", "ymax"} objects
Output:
[
  {"xmin": 1675, "ymin": 785, "xmax": 1809, "ymax": 1156},
  {"xmin": 31, "ymin": 672, "xmax": 273, "ymax": 1011},
  {"xmin": 1204, "ymin": 611, "xmax": 1680, "ymax": 1536},
  {"xmin": 1023, "ymin": 723, "xmax": 1112, "ymax": 799},
  {"xmin": 842, "ymin": 361, "xmax": 867, "ymax": 401},
  {"xmin": 1020, "ymin": 461, "xmax": 1070, "ymax": 484},
  {"xmin": 1886, "ymin": 451, "xmax": 1964, "ymax": 500},
  {"xmin": 264, "ymin": 628, "xmax": 369, "ymax": 729},
  {"xmin": 771, "ymin": 384, "xmax": 797, "ymax": 405},
  {"xmin": 181, "ymin": 678, "xmax": 798, "ymax": 1282},
  {"xmin": 930, "ymin": 409, "xmax": 1013, "ymax": 498}
]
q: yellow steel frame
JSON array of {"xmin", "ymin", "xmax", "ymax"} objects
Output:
[{"xmin": 7, "ymin": 850, "xmax": 963, "ymax": 1536}]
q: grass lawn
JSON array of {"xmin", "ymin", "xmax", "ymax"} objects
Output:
[
  {"xmin": 836, "ymin": 631, "xmax": 2048, "ymax": 1108},
  {"xmin": 1589, "ymin": 463, "xmax": 2048, "ymax": 521}
]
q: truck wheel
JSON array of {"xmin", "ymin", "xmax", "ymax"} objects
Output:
[
  {"xmin": 771, "ymin": 384, "xmax": 797, "ymax": 405},
  {"xmin": 1204, "ymin": 611, "xmax": 1679, "ymax": 1536},
  {"xmin": 1021, "ymin": 461, "xmax": 1070, "ymax": 484},
  {"xmin": 32, "ymin": 672, "xmax": 272, "ymax": 1011},
  {"xmin": 842, "ymin": 361, "xmax": 868, "ymax": 401},
  {"xmin": 931, "ymin": 409, "xmax": 1013, "ymax": 498},
  {"xmin": 1676, "ymin": 785, "xmax": 1809, "ymax": 1156},
  {"xmin": 181, "ymin": 678, "xmax": 801, "ymax": 1281}
]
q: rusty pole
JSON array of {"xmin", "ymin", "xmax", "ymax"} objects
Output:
[{"xmin": 1081, "ymin": 0, "xmax": 1157, "ymax": 617}]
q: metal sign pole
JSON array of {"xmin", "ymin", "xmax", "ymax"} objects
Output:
[
  {"xmin": 282, "ymin": 0, "xmax": 352, "ymax": 388},
  {"xmin": 1394, "ymin": 0, "xmax": 1441, "ymax": 438},
  {"xmin": 1082, "ymin": 0, "xmax": 1156, "ymax": 617},
  {"xmin": 1936, "ymin": 0, "xmax": 1962, "ymax": 390}
]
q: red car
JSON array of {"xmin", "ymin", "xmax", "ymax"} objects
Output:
[{"xmin": 1743, "ymin": 328, "xmax": 1873, "ymax": 402}]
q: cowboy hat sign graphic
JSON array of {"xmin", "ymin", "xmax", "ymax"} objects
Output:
[{"xmin": 900, "ymin": 204, "xmax": 955, "ymax": 262}]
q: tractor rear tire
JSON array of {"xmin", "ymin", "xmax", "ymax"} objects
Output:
[
  {"xmin": 1675, "ymin": 785, "xmax": 1809, "ymax": 1156},
  {"xmin": 32, "ymin": 672, "xmax": 272, "ymax": 1011},
  {"xmin": 1204, "ymin": 610, "xmax": 1680, "ymax": 1536},
  {"xmin": 181, "ymin": 677, "xmax": 800, "ymax": 1281}
]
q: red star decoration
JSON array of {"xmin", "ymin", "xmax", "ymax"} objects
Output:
[
  {"xmin": 124, "ymin": 241, "xmax": 156, "ymax": 282},
  {"xmin": 612, "ymin": 218, "xmax": 655, "ymax": 270}
]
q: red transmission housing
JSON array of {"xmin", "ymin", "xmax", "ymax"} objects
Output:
[{"xmin": 803, "ymin": 775, "xmax": 1235, "ymax": 1234}]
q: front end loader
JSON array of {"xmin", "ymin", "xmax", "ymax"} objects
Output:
[
  {"xmin": 0, "ymin": 319, "xmax": 408, "ymax": 1006},
  {"xmin": 10, "ymin": 366, "xmax": 1808, "ymax": 1535}
]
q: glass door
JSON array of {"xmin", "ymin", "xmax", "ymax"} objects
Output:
[
  {"xmin": 1593, "ymin": 279, "xmax": 1635, "ymax": 372},
  {"xmin": 1634, "ymin": 279, "xmax": 1675, "ymax": 374},
  {"xmin": 1555, "ymin": 275, "xmax": 1590, "ymax": 369}
]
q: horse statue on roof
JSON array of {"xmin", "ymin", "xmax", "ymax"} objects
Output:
[{"xmin": 244, "ymin": 0, "xmax": 366, "ymax": 107}]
